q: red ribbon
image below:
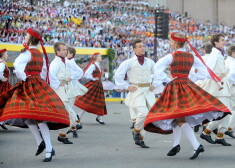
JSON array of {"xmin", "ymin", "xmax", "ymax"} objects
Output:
[
  {"xmin": 26, "ymin": 28, "xmax": 50, "ymax": 84},
  {"xmin": 0, "ymin": 49, "xmax": 7, "ymax": 54},
  {"xmin": 186, "ymin": 39, "xmax": 222, "ymax": 88}
]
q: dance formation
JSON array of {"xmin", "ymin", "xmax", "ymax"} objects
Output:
[{"xmin": 1, "ymin": 29, "xmax": 235, "ymax": 162}]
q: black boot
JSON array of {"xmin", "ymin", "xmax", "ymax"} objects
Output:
[
  {"xmin": 57, "ymin": 136, "xmax": 73, "ymax": 144},
  {"xmin": 189, "ymin": 144, "xmax": 204, "ymax": 160},
  {"xmin": 139, "ymin": 141, "xmax": 150, "ymax": 148},
  {"xmin": 167, "ymin": 145, "xmax": 181, "ymax": 156},
  {"xmin": 76, "ymin": 123, "xmax": 83, "ymax": 130},
  {"xmin": 200, "ymin": 133, "xmax": 216, "ymax": 144},
  {"xmin": 132, "ymin": 131, "xmax": 141, "ymax": 146},
  {"xmin": 35, "ymin": 141, "xmax": 45, "ymax": 156},
  {"xmin": 225, "ymin": 131, "xmax": 235, "ymax": 139},
  {"xmin": 194, "ymin": 125, "xmax": 200, "ymax": 132},
  {"xmin": 215, "ymin": 138, "xmax": 232, "ymax": 146},
  {"xmin": 130, "ymin": 122, "xmax": 135, "ymax": 129}
]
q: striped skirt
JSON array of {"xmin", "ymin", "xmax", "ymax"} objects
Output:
[
  {"xmin": 74, "ymin": 80, "xmax": 107, "ymax": 116},
  {"xmin": 0, "ymin": 76, "xmax": 70, "ymax": 130},
  {"xmin": 144, "ymin": 78, "xmax": 231, "ymax": 134}
]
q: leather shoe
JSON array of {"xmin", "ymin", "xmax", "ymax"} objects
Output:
[
  {"xmin": 190, "ymin": 144, "xmax": 204, "ymax": 160},
  {"xmin": 35, "ymin": 141, "xmax": 45, "ymax": 156},
  {"xmin": 96, "ymin": 117, "xmax": 105, "ymax": 125},
  {"xmin": 57, "ymin": 136, "xmax": 73, "ymax": 144},
  {"xmin": 225, "ymin": 131, "xmax": 235, "ymax": 139},
  {"xmin": 139, "ymin": 141, "xmax": 149, "ymax": 148},
  {"xmin": 43, "ymin": 148, "xmax": 55, "ymax": 162},
  {"xmin": 200, "ymin": 133, "xmax": 216, "ymax": 144},
  {"xmin": 215, "ymin": 138, "xmax": 232, "ymax": 146},
  {"xmin": 167, "ymin": 145, "xmax": 180, "ymax": 156},
  {"xmin": 0, "ymin": 124, "xmax": 8, "ymax": 130},
  {"xmin": 194, "ymin": 125, "xmax": 200, "ymax": 132},
  {"xmin": 76, "ymin": 123, "xmax": 83, "ymax": 130}
]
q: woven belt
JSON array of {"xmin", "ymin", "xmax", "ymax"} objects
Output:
[{"xmin": 131, "ymin": 83, "xmax": 151, "ymax": 87}]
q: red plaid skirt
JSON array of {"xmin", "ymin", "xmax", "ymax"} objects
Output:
[
  {"xmin": 0, "ymin": 76, "xmax": 70, "ymax": 130},
  {"xmin": 144, "ymin": 78, "xmax": 231, "ymax": 134},
  {"xmin": 0, "ymin": 81, "xmax": 11, "ymax": 93},
  {"xmin": 74, "ymin": 80, "xmax": 107, "ymax": 116}
]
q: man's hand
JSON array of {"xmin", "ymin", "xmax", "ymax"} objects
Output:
[
  {"xmin": 149, "ymin": 85, "xmax": 155, "ymax": 92},
  {"xmin": 127, "ymin": 86, "xmax": 137, "ymax": 92},
  {"xmin": 2, "ymin": 77, "xmax": 7, "ymax": 82},
  {"xmin": 60, "ymin": 80, "xmax": 66, "ymax": 86},
  {"xmin": 95, "ymin": 77, "xmax": 99, "ymax": 80},
  {"xmin": 67, "ymin": 77, "xmax": 72, "ymax": 82}
]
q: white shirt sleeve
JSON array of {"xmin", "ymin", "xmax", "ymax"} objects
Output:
[
  {"xmin": 14, "ymin": 51, "xmax": 31, "ymax": 81},
  {"xmin": 49, "ymin": 61, "xmax": 60, "ymax": 90},
  {"xmin": 114, "ymin": 59, "xmax": 131, "ymax": 89},
  {"xmin": 69, "ymin": 60, "xmax": 83, "ymax": 80},
  {"xmin": 0, "ymin": 63, "xmax": 5, "ymax": 80},
  {"xmin": 152, "ymin": 54, "xmax": 172, "ymax": 87},
  {"xmin": 227, "ymin": 61, "xmax": 235, "ymax": 84},
  {"xmin": 188, "ymin": 56, "xmax": 210, "ymax": 82},
  {"xmin": 84, "ymin": 64, "xmax": 96, "ymax": 81},
  {"xmin": 40, "ymin": 57, "xmax": 47, "ymax": 81},
  {"xmin": 206, "ymin": 50, "xmax": 219, "ymax": 71}
]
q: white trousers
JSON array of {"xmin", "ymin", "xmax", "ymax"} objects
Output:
[
  {"xmin": 60, "ymin": 100, "xmax": 78, "ymax": 133},
  {"xmin": 130, "ymin": 102, "xmax": 151, "ymax": 137},
  {"xmin": 207, "ymin": 96, "xmax": 231, "ymax": 133}
]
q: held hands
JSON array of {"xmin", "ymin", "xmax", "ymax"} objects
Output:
[
  {"xmin": 67, "ymin": 77, "xmax": 72, "ymax": 83},
  {"xmin": 127, "ymin": 86, "xmax": 137, "ymax": 92},
  {"xmin": 95, "ymin": 77, "xmax": 100, "ymax": 81}
]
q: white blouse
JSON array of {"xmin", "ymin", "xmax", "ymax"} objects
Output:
[
  {"xmin": 66, "ymin": 58, "xmax": 83, "ymax": 84},
  {"xmin": 0, "ymin": 59, "xmax": 6, "ymax": 81},
  {"xmin": 84, "ymin": 62, "xmax": 101, "ymax": 81},
  {"xmin": 152, "ymin": 48, "xmax": 209, "ymax": 87},
  {"xmin": 13, "ymin": 46, "xmax": 47, "ymax": 81}
]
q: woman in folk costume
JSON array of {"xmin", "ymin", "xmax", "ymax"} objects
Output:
[
  {"xmin": 66, "ymin": 46, "xmax": 88, "ymax": 136},
  {"xmin": 144, "ymin": 32, "xmax": 231, "ymax": 160},
  {"xmin": 74, "ymin": 53, "xmax": 107, "ymax": 125},
  {"xmin": 0, "ymin": 28, "xmax": 70, "ymax": 162},
  {"xmin": 0, "ymin": 49, "xmax": 11, "ymax": 130}
]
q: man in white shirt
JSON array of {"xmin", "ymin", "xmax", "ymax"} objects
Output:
[
  {"xmin": 49, "ymin": 42, "xmax": 77, "ymax": 144},
  {"xmin": 200, "ymin": 34, "xmax": 232, "ymax": 146},
  {"xmin": 115, "ymin": 39, "xmax": 156, "ymax": 148}
]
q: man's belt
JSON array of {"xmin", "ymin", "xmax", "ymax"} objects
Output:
[{"xmin": 131, "ymin": 83, "xmax": 151, "ymax": 87}]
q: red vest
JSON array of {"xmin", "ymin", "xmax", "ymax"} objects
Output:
[
  {"xmin": 24, "ymin": 48, "xmax": 43, "ymax": 76},
  {"xmin": 170, "ymin": 51, "xmax": 194, "ymax": 78},
  {"xmin": 92, "ymin": 64, "xmax": 102, "ymax": 80}
]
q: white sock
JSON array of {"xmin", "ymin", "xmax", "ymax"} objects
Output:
[
  {"xmin": 173, "ymin": 126, "xmax": 181, "ymax": 147},
  {"xmin": 38, "ymin": 122, "xmax": 52, "ymax": 158},
  {"xmin": 181, "ymin": 123, "xmax": 200, "ymax": 150},
  {"xmin": 25, "ymin": 119, "xmax": 43, "ymax": 146},
  {"xmin": 78, "ymin": 110, "xmax": 86, "ymax": 119}
]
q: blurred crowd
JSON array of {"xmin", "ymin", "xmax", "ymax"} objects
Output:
[{"xmin": 1, "ymin": 0, "xmax": 235, "ymax": 69}]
